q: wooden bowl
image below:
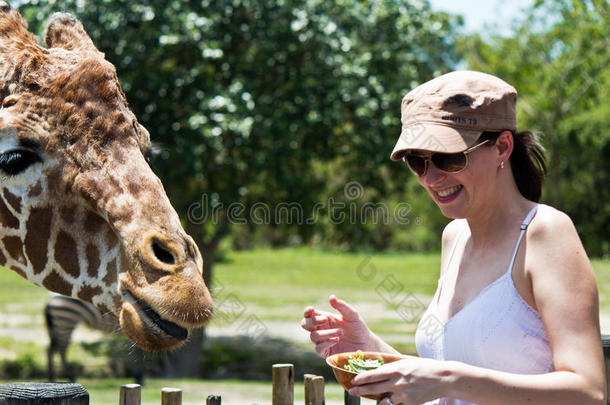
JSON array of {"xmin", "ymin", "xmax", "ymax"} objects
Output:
[{"xmin": 325, "ymin": 351, "xmax": 407, "ymax": 400}]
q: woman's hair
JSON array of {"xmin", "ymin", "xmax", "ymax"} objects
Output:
[{"xmin": 480, "ymin": 130, "xmax": 548, "ymax": 202}]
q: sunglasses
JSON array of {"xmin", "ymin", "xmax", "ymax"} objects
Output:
[{"xmin": 403, "ymin": 139, "xmax": 491, "ymax": 176}]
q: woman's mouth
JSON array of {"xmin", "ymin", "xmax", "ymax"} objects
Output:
[{"xmin": 435, "ymin": 185, "xmax": 463, "ymax": 201}]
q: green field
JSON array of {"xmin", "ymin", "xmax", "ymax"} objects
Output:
[{"xmin": 1, "ymin": 247, "xmax": 609, "ymax": 404}]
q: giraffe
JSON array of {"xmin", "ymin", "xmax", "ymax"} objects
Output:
[{"xmin": 0, "ymin": 2, "xmax": 213, "ymax": 352}]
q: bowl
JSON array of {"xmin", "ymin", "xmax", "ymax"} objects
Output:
[{"xmin": 325, "ymin": 351, "xmax": 407, "ymax": 400}]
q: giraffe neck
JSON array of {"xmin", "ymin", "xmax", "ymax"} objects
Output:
[{"xmin": 1, "ymin": 182, "xmax": 119, "ymax": 313}]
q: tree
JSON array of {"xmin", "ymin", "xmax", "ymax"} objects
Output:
[
  {"xmin": 20, "ymin": 0, "xmax": 460, "ymax": 374},
  {"xmin": 458, "ymin": 0, "xmax": 610, "ymax": 256}
]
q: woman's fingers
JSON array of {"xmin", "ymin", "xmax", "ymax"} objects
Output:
[
  {"xmin": 309, "ymin": 327, "xmax": 342, "ymax": 343},
  {"xmin": 301, "ymin": 307, "xmax": 340, "ymax": 331},
  {"xmin": 315, "ymin": 338, "xmax": 340, "ymax": 358},
  {"xmin": 329, "ymin": 295, "xmax": 361, "ymax": 321},
  {"xmin": 348, "ymin": 371, "xmax": 393, "ymax": 397},
  {"xmin": 303, "ymin": 306, "xmax": 318, "ymax": 318},
  {"xmin": 348, "ymin": 382, "xmax": 391, "ymax": 398}
]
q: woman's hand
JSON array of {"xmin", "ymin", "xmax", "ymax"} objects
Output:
[
  {"xmin": 300, "ymin": 295, "xmax": 377, "ymax": 358},
  {"xmin": 348, "ymin": 356, "xmax": 450, "ymax": 405}
]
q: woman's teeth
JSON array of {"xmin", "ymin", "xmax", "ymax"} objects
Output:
[{"xmin": 437, "ymin": 185, "xmax": 462, "ymax": 197}]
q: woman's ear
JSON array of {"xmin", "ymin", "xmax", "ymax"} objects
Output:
[{"xmin": 495, "ymin": 130, "xmax": 514, "ymax": 166}]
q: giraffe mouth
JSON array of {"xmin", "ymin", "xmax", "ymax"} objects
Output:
[{"xmin": 122, "ymin": 291, "xmax": 188, "ymax": 342}]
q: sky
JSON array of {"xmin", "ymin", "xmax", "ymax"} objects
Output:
[{"xmin": 428, "ymin": 0, "xmax": 535, "ymax": 37}]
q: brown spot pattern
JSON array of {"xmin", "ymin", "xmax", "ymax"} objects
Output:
[
  {"xmin": 98, "ymin": 302, "xmax": 114, "ymax": 316},
  {"xmin": 106, "ymin": 228, "xmax": 118, "ymax": 247},
  {"xmin": 2, "ymin": 189, "xmax": 22, "ymax": 214},
  {"xmin": 60, "ymin": 206, "xmax": 76, "ymax": 224},
  {"xmin": 103, "ymin": 258, "xmax": 117, "ymax": 286},
  {"xmin": 27, "ymin": 181, "xmax": 42, "ymax": 198},
  {"xmin": 127, "ymin": 181, "xmax": 142, "ymax": 197},
  {"xmin": 86, "ymin": 243, "xmax": 100, "ymax": 278},
  {"xmin": 45, "ymin": 168, "xmax": 62, "ymax": 193},
  {"xmin": 42, "ymin": 269, "xmax": 72, "ymax": 296},
  {"xmin": 77, "ymin": 284, "xmax": 102, "ymax": 303},
  {"xmin": 0, "ymin": 247, "xmax": 6, "ymax": 265},
  {"xmin": 54, "ymin": 230, "xmax": 79, "ymax": 278},
  {"xmin": 83, "ymin": 210, "xmax": 105, "ymax": 234},
  {"xmin": 3, "ymin": 235, "xmax": 24, "ymax": 262},
  {"xmin": 0, "ymin": 196, "xmax": 19, "ymax": 229},
  {"xmin": 24, "ymin": 207, "xmax": 52, "ymax": 274}
]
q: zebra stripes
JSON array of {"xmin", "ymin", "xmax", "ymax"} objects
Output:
[{"xmin": 44, "ymin": 294, "xmax": 143, "ymax": 383}]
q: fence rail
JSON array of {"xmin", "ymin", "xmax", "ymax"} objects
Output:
[
  {"xmin": 0, "ymin": 364, "xmax": 359, "ymax": 405},
  {"xmin": 3, "ymin": 336, "xmax": 610, "ymax": 405}
]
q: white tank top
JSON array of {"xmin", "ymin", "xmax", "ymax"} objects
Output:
[{"xmin": 414, "ymin": 206, "xmax": 554, "ymax": 405}]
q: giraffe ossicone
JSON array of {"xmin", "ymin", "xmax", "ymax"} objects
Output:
[{"xmin": 0, "ymin": 4, "xmax": 213, "ymax": 351}]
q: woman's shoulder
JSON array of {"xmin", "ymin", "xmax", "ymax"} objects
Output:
[
  {"xmin": 441, "ymin": 218, "xmax": 466, "ymax": 248},
  {"xmin": 527, "ymin": 204, "xmax": 589, "ymax": 269},
  {"xmin": 526, "ymin": 205, "xmax": 596, "ymax": 311},
  {"xmin": 529, "ymin": 204, "xmax": 578, "ymax": 242}
]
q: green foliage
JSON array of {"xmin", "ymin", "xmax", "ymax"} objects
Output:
[
  {"xmin": 0, "ymin": 342, "xmax": 45, "ymax": 379},
  {"xmin": 201, "ymin": 336, "xmax": 329, "ymax": 380},
  {"xmin": 458, "ymin": 0, "xmax": 610, "ymax": 256},
  {"xmin": 18, "ymin": 0, "xmax": 459, "ymax": 254}
]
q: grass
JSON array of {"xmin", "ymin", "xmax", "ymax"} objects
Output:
[{"xmin": 211, "ymin": 247, "xmax": 441, "ymax": 352}]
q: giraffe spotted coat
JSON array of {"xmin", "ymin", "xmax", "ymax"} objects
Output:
[{"xmin": 0, "ymin": 2, "xmax": 213, "ymax": 351}]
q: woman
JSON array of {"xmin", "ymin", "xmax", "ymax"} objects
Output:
[{"xmin": 301, "ymin": 71, "xmax": 606, "ymax": 404}]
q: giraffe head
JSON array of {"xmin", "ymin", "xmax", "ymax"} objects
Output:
[{"xmin": 0, "ymin": 3, "xmax": 213, "ymax": 351}]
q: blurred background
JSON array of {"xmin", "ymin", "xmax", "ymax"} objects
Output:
[{"xmin": 1, "ymin": 0, "xmax": 608, "ymax": 403}]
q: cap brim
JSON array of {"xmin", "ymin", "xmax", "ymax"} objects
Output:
[{"xmin": 390, "ymin": 123, "xmax": 482, "ymax": 161}]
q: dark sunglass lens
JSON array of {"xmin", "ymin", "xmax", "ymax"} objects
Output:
[
  {"xmin": 405, "ymin": 155, "xmax": 427, "ymax": 175},
  {"xmin": 432, "ymin": 152, "xmax": 467, "ymax": 172}
]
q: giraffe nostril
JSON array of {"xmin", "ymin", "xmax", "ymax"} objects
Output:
[{"xmin": 152, "ymin": 240, "xmax": 175, "ymax": 265}]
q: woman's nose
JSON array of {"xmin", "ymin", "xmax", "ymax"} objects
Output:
[{"xmin": 420, "ymin": 162, "xmax": 447, "ymax": 186}]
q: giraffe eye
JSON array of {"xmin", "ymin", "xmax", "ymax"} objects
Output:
[{"xmin": 0, "ymin": 149, "xmax": 42, "ymax": 175}]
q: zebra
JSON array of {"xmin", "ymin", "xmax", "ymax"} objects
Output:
[{"xmin": 44, "ymin": 294, "xmax": 144, "ymax": 383}]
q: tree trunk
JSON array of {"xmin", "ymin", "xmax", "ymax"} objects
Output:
[{"xmin": 164, "ymin": 222, "xmax": 220, "ymax": 377}]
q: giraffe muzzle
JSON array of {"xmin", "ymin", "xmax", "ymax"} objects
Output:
[
  {"xmin": 117, "ymin": 231, "xmax": 212, "ymax": 351},
  {"xmin": 140, "ymin": 298, "xmax": 188, "ymax": 341},
  {"xmin": 120, "ymin": 290, "xmax": 191, "ymax": 351}
]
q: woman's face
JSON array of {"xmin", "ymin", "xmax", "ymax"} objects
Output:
[{"xmin": 414, "ymin": 143, "xmax": 499, "ymax": 219}]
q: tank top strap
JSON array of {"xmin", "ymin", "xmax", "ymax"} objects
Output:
[
  {"xmin": 436, "ymin": 222, "xmax": 466, "ymax": 303},
  {"xmin": 440, "ymin": 222, "xmax": 465, "ymax": 282},
  {"xmin": 506, "ymin": 205, "xmax": 539, "ymax": 274}
]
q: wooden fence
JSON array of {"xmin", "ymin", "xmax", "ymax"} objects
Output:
[
  {"xmin": 3, "ymin": 340, "xmax": 610, "ymax": 405},
  {"xmin": 0, "ymin": 364, "xmax": 358, "ymax": 405}
]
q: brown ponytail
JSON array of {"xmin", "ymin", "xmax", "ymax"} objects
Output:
[{"xmin": 481, "ymin": 130, "xmax": 547, "ymax": 202}]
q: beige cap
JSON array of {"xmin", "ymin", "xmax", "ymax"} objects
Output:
[{"xmin": 390, "ymin": 70, "xmax": 517, "ymax": 160}]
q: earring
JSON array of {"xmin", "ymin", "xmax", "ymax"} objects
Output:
[{"xmin": 500, "ymin": 161, "xmax": 505, "ymax": 169}]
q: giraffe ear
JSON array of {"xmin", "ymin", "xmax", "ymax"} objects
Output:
[
  {"xmin": 44, "ymin": 12, "xmax": 103, "ymax": 57},
  {"xmin": 0, "ymin": 1, "xmax": 41, "ymax": 52},
  {"xmin": 0, "ymin": 2, "xmax": 47, "ymax": 93}
]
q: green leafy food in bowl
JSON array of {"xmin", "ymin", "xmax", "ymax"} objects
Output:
[{"xmin": 343, "ymin": 350, "xmax": 384, "ymax": 373}]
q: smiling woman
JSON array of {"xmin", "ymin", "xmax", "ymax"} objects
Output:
[{"xmin": 301, "ymin": 71, "xmax": 606, "ymax": 405}]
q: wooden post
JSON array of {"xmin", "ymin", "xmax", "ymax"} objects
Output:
[
  {"xmin": 119, "ymin": 384, "xmax": 141, "ymax": 405},
  {"xmin": 161, "ymin": 388, "xmax": 182, "ymax": 405},
  {"xmin": 304, "ymin": 374, "xmax": 324, "ymax": 405},
  {"xmin": 343, "ymin": 390, "xmax": 360, "ymax": 405},
  {"xmin": 206, "ymin": 395, "xmax": 221, "ymax": 405},
  {"xmin": 272, "ymin": 363, "xmax": 294, "ymax": 405},
  {"xmin": 0, "ymin": 382, "xmax": 89, "ymax": 404}
]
